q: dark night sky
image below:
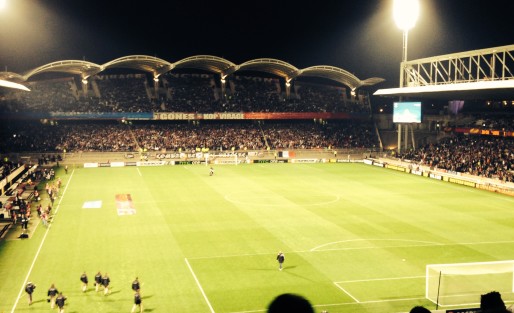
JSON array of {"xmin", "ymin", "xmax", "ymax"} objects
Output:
[{"xmin": 0, "ymin": 0, "xmax": 513, "ymax": 89}]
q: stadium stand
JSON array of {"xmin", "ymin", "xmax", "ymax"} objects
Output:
[
  {"xmin": 0, "ymin": 119, "xmax": 378, "ymax": 153},
  {"xmin": 0, "ymin": 73, "xmax": 368, "ymax": 114},
  {"xmin": 1, "ymin": 69, "xmax": 514, "ymax": 185},
  {"xmin": 400, "ymin": 134, "xmax": 514, "ymax": 182}
]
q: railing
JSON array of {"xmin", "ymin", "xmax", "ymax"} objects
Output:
[{"xmin": 402, "ymin": 44, "xmax": 514, "ymax": 87}]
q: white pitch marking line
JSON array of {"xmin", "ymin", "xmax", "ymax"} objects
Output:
[
  {"xmin": 312, "ymin": 296, "xmax": 428, "ymax": 309},
  {"xmin": 333, "ymin": 282, "xmax": 360, "ymax": 303},
  {"xmin": 310, "ymin": 239, "xmax": 441, "ymax": 252},
  {"xmin": 137, "ymin": 167, "xmax": 142, "ymax": 176},
  {"xmin": 10, "ymin": 170, "xmax": 74, "ymax": 313},
  {"xmin": 336, "ymin": 275, "xmax": 425, "ymax": 283},
  {"xmin": 188, "ymin": 239, "xmax": 514, "ymax": 260},
  {"xmin": 227, "ymin": 296, "xmax": 431, "ymax": 313},
  {"xmin": 185, "ymin": 258, "xmax": 215, "ymax": 313},
  {"xmin": 10, "ymin": 224, "xmax": 52, "ymax": 312}
]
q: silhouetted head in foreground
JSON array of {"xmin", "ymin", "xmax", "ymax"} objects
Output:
[
  {"xmin": 409, "ymin": 306, "xmax": 432, "ymax": 313},
  {"xmin": 481, "ymin": 291, "xmax": 511, "ymax": 313},
  {"xmin": 267, "ymin": 293, "xmax": 314, "ymax": 313}
]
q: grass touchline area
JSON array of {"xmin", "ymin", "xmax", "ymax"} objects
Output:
[
  {"xmin": 1, "ymin": 163, "xmax": 514, "ymax": 313},
  {"xmin": 9, "ymin": 170, "xmax": 75, "ymax": 313}
]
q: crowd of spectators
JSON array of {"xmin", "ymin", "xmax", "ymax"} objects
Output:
[
  {"xmin": 0, "ymin": 120, "xmax": 378, "ymax": 153},
  {"xmin": 0, "ymin": 73, "xmax": 369, "ymax": 114},
  {"xmin": 458, "ymin": 114, "xmax": 514, "ymax": 132},
  {"xmin": 0, "ymin": 160, "xmax": 17, "ymax": 182},
  {"xmin": 159, "ymin": 73, "xmax": 219, "ymax": 112},
  {"xmin": 400, "ymin": 134, "xmax": 514, "ymax": 182},
  {"xmin": 261, "ymin": 121, "xmax": 377, "ymax": 150},
  {"xmin": 223, "ymin": 75, "xmax": 282, "ymax": 112},
  {"xmin": 159, "ymin": 74, "xmax": 369, "ymax": 113},
  {"xmin": 94, "ymin": 75, "xmax": 154, "ymax": 112},
  {"xmin": 3, "ymin": 72, "xmax": 514, "ymax": 184},
  {"xmin": 1, "ymin": 78, "xmax": 78, "ymax": 113}
]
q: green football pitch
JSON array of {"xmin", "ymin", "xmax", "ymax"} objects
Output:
[{"xmin": 1, "ymin": 163, "xmax": 514, "ymax": 313}]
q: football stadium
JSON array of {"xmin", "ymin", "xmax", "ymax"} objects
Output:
[{"xmin": 2, "ymin": 1, "xmax": 514, "ymax": 313}]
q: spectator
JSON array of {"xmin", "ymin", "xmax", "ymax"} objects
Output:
[
  {"xmin": 481, "ymin": 291, "xmax": 511, "ymax": 313},
  {"xmin": 267, "ymin": 293, "xmax": 314, "ymax": 313},
  {"xmin": 410, "ymin": 306, "xmax": 432, "ymax": 313}
]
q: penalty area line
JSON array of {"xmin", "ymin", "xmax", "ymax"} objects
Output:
[
  {"xmin": 185, "ymin": 258, "xmax": 215, "ymax": 313},
  {"xmin": 333, "ymin": 282, "xmax": 360, "ymax": 303}
]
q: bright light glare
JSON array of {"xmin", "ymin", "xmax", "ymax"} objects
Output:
[
  {"xmin": 0, "ymin": 80, "xmax": 30, "ymax": 91},
  {"xmin": 393, "ymin": 0, "xmax": 420, "ymax": 30},
  {"xmin": 0, "ymin": 0, "xmax": 6, "ymax": 10}
]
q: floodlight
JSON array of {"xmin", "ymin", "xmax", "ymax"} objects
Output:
[
  {"xmin": 0, "ymin": 80, "xmax": 30, "ymax": 91},
  {"xmin": 393, "ymin": 0, "xmax": 420, "ymax": 31}
]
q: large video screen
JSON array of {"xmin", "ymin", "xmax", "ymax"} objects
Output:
[{"xmin": 393, "ymin": 102, "xmax": 422, "ymax": 123}]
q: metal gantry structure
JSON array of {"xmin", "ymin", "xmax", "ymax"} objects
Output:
[
  {"xmin": 376, "ymin": 44, "xmax": 514, "ymax": 154},
  {"xmin": 401, "ymin": 44, "xmax": 514, "ymax": 88}
]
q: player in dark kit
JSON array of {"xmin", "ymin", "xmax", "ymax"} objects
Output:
[
  {"xmin": 80, "ymin": 272, "xmax": 88, "ymax": 292},
  {"xmin": 102, "ymin": 273, "xmax": 111, "ymax": 295},
  {"xmin": 47, "ymin": 283, "xmax": 59, "ymax": 308},
  {"xmin": 25, "ymin": 282, "xmax": 36, "ymax": 305},
  {"xmin": 56, "ymin": 292, "xmax": 67, "ymax": 313},
  {"xmin": 132, "ymin": 277, "xmax": 141, "ymax": 292},
  {"xmin": 94, "ymin": 271, "xmax": 102, "ymax": 292},
  {"xmin": 131, "ymin": 291, "xmax": 143, "ymax": 313},
  {"xmin": 276, "ymin": 251, "xmax": 285, "ymax": 271}
]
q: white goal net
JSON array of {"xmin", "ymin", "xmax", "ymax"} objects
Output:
[{"xmin": 426, "ymin": 260, "xmax": 514, "ymax": 307}]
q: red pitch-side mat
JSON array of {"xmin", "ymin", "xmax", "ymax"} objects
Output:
[{"xmin": 115, "ymin": 194, "xmax": 136, "ymax": 216}]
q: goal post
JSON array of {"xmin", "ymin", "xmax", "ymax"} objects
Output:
[
  {"xmin": 209, "ymin": 153, "xmax": 240, "ymax": 165},
  {"xmin": 426, "ymin": 261, "xmax": 514, "ymax": 307}
]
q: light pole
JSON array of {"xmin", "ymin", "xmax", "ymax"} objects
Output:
[{"xmin": 393, "ymin": 0, "xmax": 419, "ymax": 155}]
